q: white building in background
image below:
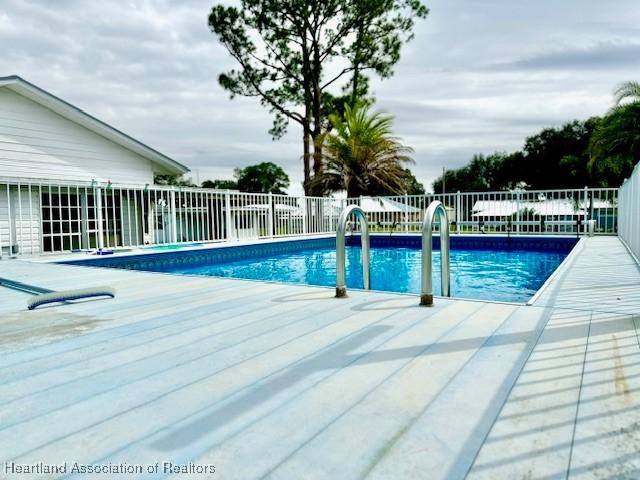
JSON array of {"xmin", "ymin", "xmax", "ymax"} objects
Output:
[
  {"xmin": 358, "ymin": 196, "xmax": 421, "ymax": 215},
  {"xmin": 470, "ymin": 197, "xmax": 616, "ymax": 231},
  {"xmin": 0, "ymin": 75, "xmax": 190, "ymax": 254}
]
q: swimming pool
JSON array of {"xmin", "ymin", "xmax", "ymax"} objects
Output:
[{"xmin": 63, "ymin": 235, "xmax": 577, "ymax": 303}]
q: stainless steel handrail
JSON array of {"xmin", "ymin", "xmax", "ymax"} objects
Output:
[
  {"xmin": 336, "ymin": 205, "xmax": 370, "ymax": 297},
  {"xmin": 420, "ymin": 200, "xmax": 451, "ymax": 306}
]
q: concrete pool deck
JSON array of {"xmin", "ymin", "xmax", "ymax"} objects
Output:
[{"xmin": 0, "ymin": 236, "xmax": 638, "ymax": 479}]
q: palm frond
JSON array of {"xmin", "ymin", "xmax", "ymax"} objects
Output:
[
  {"xmin": 314, "ymin": 103, "xmax": 415, "ymax": 197},
  {"xmin": 613, "ymin": 81, "xmax": 640, "ymax": 106}
]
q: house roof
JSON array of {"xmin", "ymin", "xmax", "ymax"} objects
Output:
[
  {"xmin": 359, "ymin": 197, "xmax": 421, "ymax": 213},
  {"xmin": 0, "ymin": 75, "xmax": 189, "ymax": 175},
  {"xmin": 233, "ymin": 203, "xmax": 306, "ymax": 216},
  {"xmin": 471, "ymin": 198, "xmax": 611, "ymax": 218}
]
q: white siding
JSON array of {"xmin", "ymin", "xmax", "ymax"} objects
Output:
[
  {"xmin": 0, "ymin": 89, "xmax": 155, "ymax": 184},
  {"xmin": 120, "ymin": 196, "xmax": 143, "ymax": 246},
  {"xmin": 0, "ymin": 185, "xmax": 10, "ymax": 255},
  {"xmin": 0, "ymin": 185, "xmax": 41, "ymax": 256},
  {"xmin": 13, "ymin": 186, "xmax": 41, "ymax": 255}
]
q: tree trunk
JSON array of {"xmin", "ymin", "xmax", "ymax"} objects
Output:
[
  {"xmin": 310, "ymin": 37, "xmax": 324, "ymax": 196},
  {"xmin": 347, "ymin": 183, "xmax": 359, "ymax": 199},
  {"xmin": 311, "ymin": 129, "xmax": 323, "ymax": 196},
  {"xmin": 302, "ymin": 34, "xmax": 313, "ymax": 196},
  {"xmin": 302, "ymin": 123, "xmax": 311, "ymax": 195},
  {"xmin": 351, "ymin": 24, "xmax": 364, "ymax": 105}
]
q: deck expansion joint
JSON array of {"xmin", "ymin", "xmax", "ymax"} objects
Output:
[
  {"xmin": 565, "ymin": 312, "xmax": 593, "ymax": 479},
  {"xmin": 462, "ymin": 305, "xmax": 556, "ymax": 479}
]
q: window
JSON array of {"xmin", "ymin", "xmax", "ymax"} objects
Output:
[
  {"xmin": 41, "ymin": 188, "xmax": 82, "ymax": 252},
  {"xmin": 41, "ymin": 187, "xmax": 123, "ymax": 252}
]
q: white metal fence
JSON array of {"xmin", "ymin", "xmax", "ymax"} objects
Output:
[
  {"xmin": 618, "ymin": 162, "xmax": 640, "ymax": 259},
  {"xmin": 0, "ymin": 178, "xmax": 618, "ymax": 258},
  {"xmin": 351, "ymin": 188, "xmax": 618, "ymax": 236},
  {"xmin": 0, "ymin": 179, "xmax": 344, "ymax": 257}
]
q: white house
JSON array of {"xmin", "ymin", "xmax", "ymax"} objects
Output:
[
  {"xmin": 0, "ymin": 76, "xmax": 190, "ymax": 255},
  {"xmin": 358, "ymin": 196, "xmax": 421, "ymax": 214},
  {"xmin": 470, "ymin": 197, "xmax": 616, "ymax": 231}
]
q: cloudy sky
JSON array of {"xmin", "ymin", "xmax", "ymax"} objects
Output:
[{"xmin": 1, "ymin": 0, "xmax": 639, "ymax": 194}]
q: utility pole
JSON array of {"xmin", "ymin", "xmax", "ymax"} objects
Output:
[{"xmin": 442, "ymin": 167, "xmax": 446, "ymax": 195}]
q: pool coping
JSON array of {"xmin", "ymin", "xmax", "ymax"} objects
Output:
[
  {"xmin": 526, "ymin": 236, "xmax": 586, "ymax": 305},
  {"xmin": 27, "ymin": 233, "xmax": 337, "ymax": 263},
  {"xmin": 31, "ymin": 232, "xmax": 582, "ymax": 264},
  {"xmin": 34, "ymin": 255, "xmax": 530, "ymax": 308}
]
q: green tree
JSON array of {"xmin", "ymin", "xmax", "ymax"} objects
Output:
[
  {"xmin": 402, "ymin": 168, "xmax": 425, "ymax": 195},
  {"xmin": 234, "ymin": 162, "xmax": 290, "ymax": 194},
  {"xmin": 201, "ymin": 179, "xmax": 239, "ymax": 190},
  {"xmin": 208, "ymin": 0, "xmax": 428, "ymax": 195},
  {"xmin": 589, "ymin": 104, "xmax": 640, "ymax": 186},
  {"xmin": 313, "ymin": 103, "xmax": 414, "ymax": 197},
  {"xmin": 154, "ymin": 173, "xmax": 195, "ymax": 187},
  {"xmin": 431, "ymin": 81, "xmax": 640, "ymax": 193},
  {"xmin": 432, "ymin": 119, "xmax": 601, "ymax": 192},
  {"xmin": 588, "ymin": 81, "xmax": 640, "ymax": 186},
  {"xmin": 432, "ymin": 153, "xmax": 510, "ymax": 193},
  {"xmin": 518, "ymin": 119, "xmax": 597, "ymax": 189}
]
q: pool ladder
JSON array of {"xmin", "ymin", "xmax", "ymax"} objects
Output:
[
  {"xmin": 421, "ymin": 200, "xmax": 451, "ymax": 306},
  {"xmin": 335, "ymin": 205, "xmax": 370, "ymax": 297},
  {"xmin": 334, "ymin": 200, "xmax": 450, "ymax": 305}
]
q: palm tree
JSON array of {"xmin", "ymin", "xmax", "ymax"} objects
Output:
[
  {"xmin": 313, "ymin": 104, "xmax": 414, "ymax": 197},
  {"xmin": 614, "ymin": 81, "xmax": 640, "ymax": 106},
  {"xmin": 588, "ymin": 81, "xmax": 640, "ymax": 185}
]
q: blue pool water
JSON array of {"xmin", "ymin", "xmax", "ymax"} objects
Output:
[
  {"xmin": 65, "ymin": 236, "xmax": 575, "ymax": 303},
  {"xmin": 167, "ymin": 247, "xmax": 565, "ymax": 303},
  {"xmin": 145, "ymin": 243, "xmax": 203, "ymax": 250}
]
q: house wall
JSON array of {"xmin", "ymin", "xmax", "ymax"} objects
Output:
[
  {"xmin": 0, "ymin": 89, "xmax": 155, "ymax": 184},
  {"xmin": 13, "ymin": 186, "xmax": 41, "ymax": 255},
  {"xmin": 120, "ymin": 197, "xmax": 144, "ymax": 246},
  {"xmin": 0, "ymin": 185, "xmax": 41, "ymax": 256},
  {"xmin": 0, "ymin": 185, "xmax": 11, "ymax": 255}
]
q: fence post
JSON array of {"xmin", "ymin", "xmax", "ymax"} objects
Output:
[
  {"xmin": 267, "ymin": 192, "xmax": 274, "ymax": 238},
  {"xmin": 6, "ymin": 184, "xmax": 13, "ymax": 257},
  {"xmin": 329, "ymin": 198, "xmax": 334, "ymax": 232},
  {"xmin": 95, "ymin": 186, "xmax": 105, "ymax": 250},
  {"xmin": 456, "ymin": 191, "xmax": 461, "ymax": 233},
  {"xmin": 583, "ymin": 186, "xmax": 588, "ymax": 235},
  {"xmin": 404, "ymin": 194, "xmax": 409, "ymax": 233},
  {"xmin": 224, "ymin": 190, "xmax": 233, "ymax": 241},
  {"xmin": 169, "ymin": 189, "xmax": 178, "ymax": 243},
  {"xmin": 81, "ymin": 189, "xmax": 89, "ymax": 249},
  {"xmin": 1, "ymin": 185, "xmax": 7, "ymax": 259},
  {"xmin": 515, "ymin": 190, "xmax": 521, "ymax": 234},
  {"xmin": 302, "ymin": 197, "xmax": 308, "ymax": 234}
]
